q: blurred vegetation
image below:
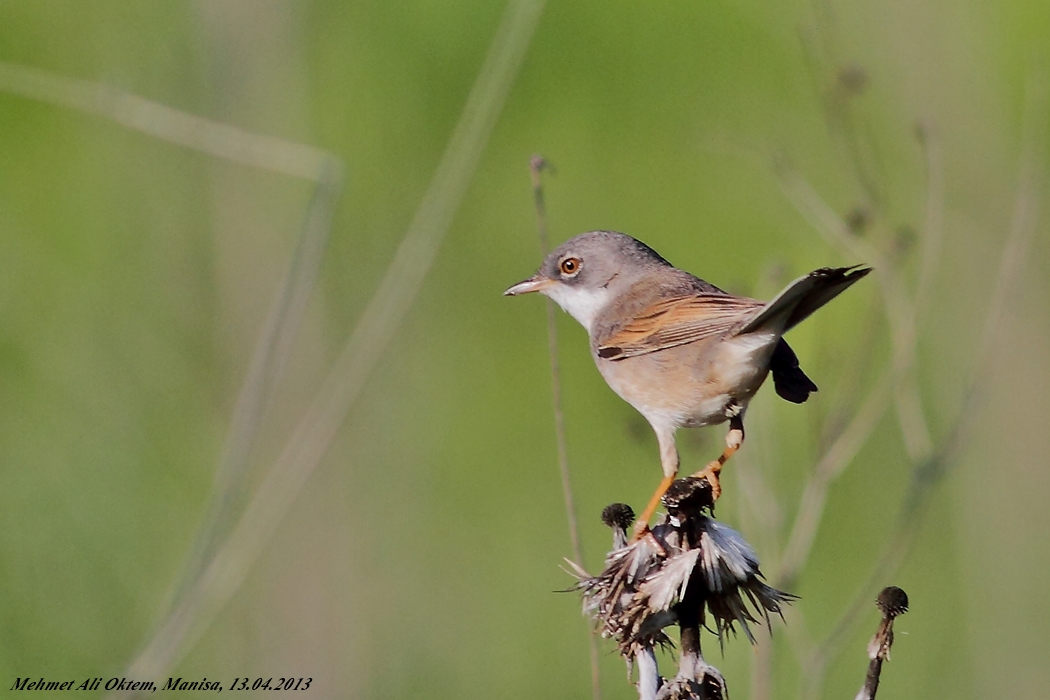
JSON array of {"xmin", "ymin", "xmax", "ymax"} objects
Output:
[{"xmin": 1, "ymin": 1, "xmax": 1048, "ymax": 699}]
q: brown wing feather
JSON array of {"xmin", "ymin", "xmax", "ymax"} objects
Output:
[{"xmin": 596, "ymin": 294, "xmax": 763, "ymax": 360}]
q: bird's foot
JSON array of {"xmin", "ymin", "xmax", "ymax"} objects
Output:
[
  {"xmin": 630, "ymin": 474, "xmax": 678, "ymax": 541},
  {"xmin": 691, "ymin": 462, "xmax": 723, "ymax": 501}
]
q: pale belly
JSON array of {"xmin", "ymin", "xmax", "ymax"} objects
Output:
[{"xmin": 595, "ymin": 332, "xmax": 778, "ymax": 429}]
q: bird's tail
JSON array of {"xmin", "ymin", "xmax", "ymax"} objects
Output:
[
  {"xmin": 740, "ymin": 265, "xmax": 872, "ymax": 336},
  {"xmin": 769, "ymin": 339, "xmax": 818, "ymax": 403}
]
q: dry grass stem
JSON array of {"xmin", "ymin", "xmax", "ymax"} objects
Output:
[
  {"xmin": 0, "ymin": 62, "xmax": 339, "ymax": 182},
  {"xmin": 777, "ymin": 374, "xmax": 893, "ymax": 587},
  {"xmin": 170, "ymin": 162, "xmax": 344, "ymax": 612},
  {"xmin": 800, "ymin": 63, "xmax": 1048, "ymax": 698},
  {"xmin": 973, "ymin": 68, "xmax": 1048, "ymax": 380},
  {"xmin": 529, "ymin": 156, "xmax": 600, "ymax": 700},
  {"xmin": 0, "ymin": 57, "xmax": 349, "ymax": 685},
  {"xmin": 529, "ymin": 156, "xmax": 586, "ymax": 569},
  {"xmin": 914, "ymin": 122, "xmax": 945, "ymax": 320},
  {"xmin": 854, "ymin": 586, "xmax": 909, "ymax": 700},
  {"xmin": 777, "ymin": 168, "xmax": 933, "ymax": 461},
  {"xmin": 762, "ymin": 21, "xmax": 1036, "ymax": 700},
  {"xmin": 0, "ymin": 59, "xmax": 349, "ymax": 605},
  {"xmin": 95, "ymin": 0, "xmax": 547, "ymax": 693}
]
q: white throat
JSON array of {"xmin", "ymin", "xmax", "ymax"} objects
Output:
[{"xmin": 542, "ymin": 284, "xmax": 613, "ymax": 334}]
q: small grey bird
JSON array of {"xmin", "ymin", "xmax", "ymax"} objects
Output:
[{"xmin": 505, "ymin": 230, "xmax": 870, "ymax": 535}]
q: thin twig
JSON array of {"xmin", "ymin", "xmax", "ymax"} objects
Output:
[
  {"xmin": 771, "ymin": 11, "xmax": 961, "ymax": 698},
  {"xmin": 794, "ymin": 5, "xmax": 939, "ymax": 469},
  {"xmin": 529, "ymin": 155, "xmax": 602, "ymax": 700},
  {"xmin": 0, "ymin": 56, "xmax": 348, "ymax": 663},
  {"xmin": 529, "ymin": 156, "xmax": 584, "ymax": 565},
  {"xmin": 814, "ymin": 282, "xmax": 885, "ymax": 451},
  {"xmin": 802, "ymin": 1, "xmax": 885, "ymax": 216},
  {"xmin": 169, "ymin": 160, "xmax": 344, "ymax": 609},
  {"xmin": 774, "ymin": 26, "xmax": 933, "ymax": 696},
  {"xmin": 777, "ymin": 168, "xmax": 933, "ymax": 462},
  {"xmin": 914, "ymin": 121, "xmax": 944, "ymax": 320},
  {"xmin": 854, "ymin": 587, "xmax": 909, "ymax": 700},
  {"xmin": 805, "ymin": 61, "xmax": 1048, "ymax": 690},
  {"xmin": 776, "ymin": 371, "xmax": 893, "ymax": 588},
  {"xmin": 973, "ymin": 68, "xmax": 1047, "ymax": 379},
  {"xmin": 104, "ymin": 0, "xmax": 548, "ymax": 693},
  {"xmin": 773, "ymin": 166, "xmax": 933, "ymax": 593},
  {"xmin": 734, "ymin": 450, "xmax": 784, "ymax": 560},
  {"xmin": 0, "ymin": 62, "xmax": 337, "ymax": 182}
]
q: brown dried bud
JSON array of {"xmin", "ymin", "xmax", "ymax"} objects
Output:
[
  {"xmin": 601, "ymin": 503, "xmax": 636, "ymax": 531},
  {"xmin": 876, "ymin": 586, "xmax": 909, "ymax": 619}
]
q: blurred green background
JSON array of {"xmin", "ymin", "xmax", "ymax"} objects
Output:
[{"xmin": 1, "ymin": 1, "xmax": 1048, "ymax": 698}]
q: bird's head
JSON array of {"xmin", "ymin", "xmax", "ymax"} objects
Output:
[{"xmin": 504, "ymin": 230, "xmax": 670, "ymax": 333}]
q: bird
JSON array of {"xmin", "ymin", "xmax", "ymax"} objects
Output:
[{"xmin": 505, "ymin": 230, "xmax": 870, "ymax": 537}]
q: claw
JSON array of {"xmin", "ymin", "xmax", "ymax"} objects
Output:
[
  {"xmin": 631, "ymin": 474, "xmax": 678, "ymax": 541},
  {"xmin": 694, "ymin": 463, "xmax": 723, "ymax": 501}
]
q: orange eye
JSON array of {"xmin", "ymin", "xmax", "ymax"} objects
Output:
[{"xmin": 559, "ymin": 257, "xmax": 581, "ymax": 275}]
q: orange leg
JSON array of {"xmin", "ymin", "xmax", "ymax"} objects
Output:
[
  {"xmin": 692, "ymin": 416, "xmax": 744, "ymax": 501},
  {"xmin": 632, "ymin": 425, "xmax": 681, "ymax": 541},
  {"xmin": 631, "ymin": 475, "xmax": 677, "ymax": 540}
]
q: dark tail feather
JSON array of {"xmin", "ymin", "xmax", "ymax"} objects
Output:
[{"xmin": 770, "ymin": 339, "xmax": 818, "ymax": 404}]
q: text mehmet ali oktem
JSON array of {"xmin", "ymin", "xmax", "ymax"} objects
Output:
[{"xmin": 9, "ymin": 676, "xmax": 313, "ymax": 692}]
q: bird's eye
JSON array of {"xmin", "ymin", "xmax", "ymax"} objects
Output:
[{"xmin": 559, "ymin": 257, "xmax": 581, "ymax": 276}]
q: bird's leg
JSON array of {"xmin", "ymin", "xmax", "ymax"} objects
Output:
[
  {"xmin": 692, "ymin": 415, "xmax": 744, "ymax": 501},
  {"xmin": 632, "ymin": 427, "xmax": 679, "ymax": 541}
]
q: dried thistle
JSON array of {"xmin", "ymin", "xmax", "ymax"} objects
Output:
[{"xmin": 571, "ymin": 478, "xmax": 796, "ymax": 699}]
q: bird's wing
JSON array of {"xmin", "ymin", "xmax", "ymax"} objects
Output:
[{"xmin": 596, "ymin": 294, "xmax": 764, "ymax": 360}]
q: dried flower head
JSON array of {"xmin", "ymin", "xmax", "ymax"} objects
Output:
[
  {"xmin": 867, "ymin": 585, "xmax": 909, "ymax": 662},
  {"xmin": 602, "ymin": 503, "xmax": 636, "ymax": 550},
  {"xmin": 574, "ymin": 477, "xmax": 796, "ymax": 653},
  {"xmin": 876, "ymin": 586, "xmax": 909, "ymax": 619},
  {"xmin": 570, "ymin": 528, "xmax": 676, "ymax": 655}
]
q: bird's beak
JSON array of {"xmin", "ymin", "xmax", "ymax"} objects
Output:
[{"xmin": 503, "ymin": 275, "xmax": 554, "ymax": 296}]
